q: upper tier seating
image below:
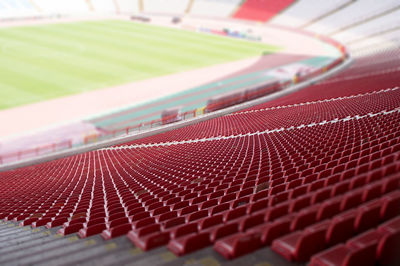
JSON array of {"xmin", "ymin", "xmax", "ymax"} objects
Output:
[
  {"xmin": 34, "ymin": 0, "xmax": 90, "ymax": 14},
  {"xmin": 350, "ymin": 39, "xmax": 400, "ymax": 58},
  {"xmin": 0, "ymin": 0, "xmax": 38, "ymax": 19},
  {"xmin": 305, "ymin": 0, "xmax": 399, "ymax": 35},
  {"xmin": 0, "ymin": 46, "xmax": 399, "ymax": 265},
  {"xmin": 0, "ymin": 0, "xmax": 138, "ymax": 17},
  {"xmin": 142, "ymin": 0, "xmax": 190, "ymax": 15},
  {"xmin": 117, "ymin": 0, "xmax": 140, "ymax": 14},
  {"xmin": 190, "ymin": 0, "xmax": 241, "ymax": 18},
  {"xmin": 120, "ymin": 48, "xmax": 400, "ymax": 146},
  {"xmin": 233, "ymin": 0, "xmax": 295, "ymax": 22},
  {"xmin": 91, "ymin": 0, "xmax": 116, "ymax": 13},
  {"xmin": 269, "ymin": 0, "xmax": 352, "ymax": 28},
  {"xmin": 333, "ymin": 9, "xmax": 400, "ymax": 44}
]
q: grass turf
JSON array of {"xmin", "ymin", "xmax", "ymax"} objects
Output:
[{"xmin": 0, "ymin": 19, "xmax": 280, "ymax": 110}]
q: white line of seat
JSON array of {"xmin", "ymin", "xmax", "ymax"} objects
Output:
[
  {"xmin": 320, "ymin": 67, "xmax": 400, "ymax": 84},
  {"xmin": 104, "ymin": 106, "xmax": 400, "ymax": 150},
  {"xmin": 227, "ymin": 86, "xmax": 399, "ymax": 116}
]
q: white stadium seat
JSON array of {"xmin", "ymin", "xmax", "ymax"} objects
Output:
[
  {"xmin": 190, "ymin": 0, "xmax": 241, "ymax": 18},
  {"xmin": 269, "ymin": 0, "xmax": 351, "ymax": 28}
]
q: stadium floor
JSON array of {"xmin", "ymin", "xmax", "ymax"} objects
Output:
[{"xmin": 0, "ymin": 220, "xmax": 293, "ymax": 266}]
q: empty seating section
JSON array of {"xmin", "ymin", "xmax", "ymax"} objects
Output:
[
  {"xmin": 269, "ymin": 0, "xmax": 400, "ymax": 59},
  {"xmin": 0, "ymin": 0, "xmax": 139, "ymax": 17},
  {"xmin": 352, "ymin": 49, "xmax": 400, "ymax": 72},
  {"xmin": 190, "ymin": 0, "xmax": 241, "ymax": 18},
  {"xmin": 0, "ymin": 45, "xmax": 399, "ymax": 265},
  {"xmin": 270, "ymin": 0, "xmax": 352, "ymax": 28},
  {"xmin": 1, "ymin": 0, "xmax": 400, "ymax": 264},
  {"xmin": 118, "ymin": 49, "xmax": 400, "ymax": 146},
  {"xmin": 116, "ymin": 0, "xmax": 140, "ymax": 14},
  {"xmin": 350, "ymin": 36, "xmax": 400, "ymax": 58},
  {"xmin": 121, "ymin": 87, "xmax": 400, "ymax": 146},
  {"xmin": 142, "ymin": 0, "xmax": 190, "ymax": 15},
  {"xmin": 267, "ymin": 0, "xmax": 400, "ymax": 57},
  {"xmin": 0, "ymin": 0, "xmax": 37, "ymax": 18},
  {"xmin": 305, "ymin": 0, "xmax": 399, "ymax": 35},
  {"xmin": 91, "ymin": 0, "xmax": 116, "ymax": 13},
  {"xmin": 333, "ymin": 9, "xmax": 400, "ymax": 44},
  {"xmin": 233, "ymin": 0, "xmax": 295, "ymax": 22},
  {"xmin": 34, "ymin": 0, "xmax": 90, "ymax": 14},
  {"xmin": 241, "ymin": 49, "xmax": 400, "ymax": 109}
]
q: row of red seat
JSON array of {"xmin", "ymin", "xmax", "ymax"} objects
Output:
[
  {"xmin": 0, "ymin": 48, "xmax": 399, "ymax": 265},
  {"xmin": 310, "ymin": 217, "xmax": 400, "ymax": 266}
]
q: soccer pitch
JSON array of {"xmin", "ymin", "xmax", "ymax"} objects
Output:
[{"xmin": 0, "ymin": 20, "xmax": 280, "ymax": 110}]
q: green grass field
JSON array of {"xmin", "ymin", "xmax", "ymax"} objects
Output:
[{"xmin": 0, "ymin": 20, "xmax": 280, "ymax": 110}]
